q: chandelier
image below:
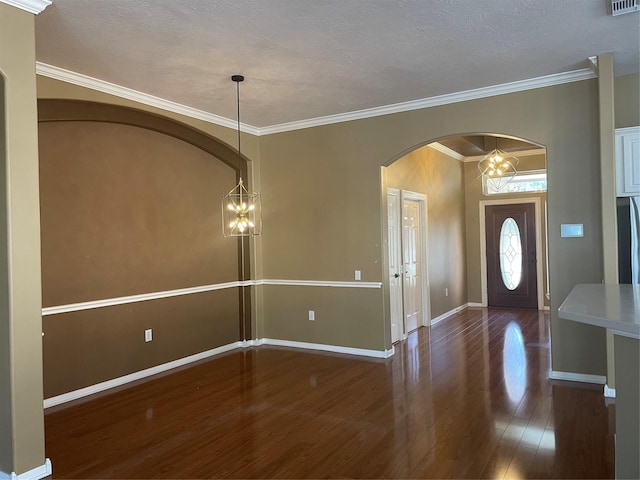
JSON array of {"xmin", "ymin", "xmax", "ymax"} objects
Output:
[
  {"xmin": 222, "ymin": 75, "xmax": 262, "ymax": 237},
  {"xmin": 477, "ymin": 137, "xmax": 519, "ymax": 191}
]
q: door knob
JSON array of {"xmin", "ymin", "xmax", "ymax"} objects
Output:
[{"xmin": 394, "ymin": 273, "xmax": 400, "ymax": 278}]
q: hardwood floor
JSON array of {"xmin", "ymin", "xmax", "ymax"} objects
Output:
[{"xmin": 44, "ymin": 308, "xmax": 615, "ymax": 478}]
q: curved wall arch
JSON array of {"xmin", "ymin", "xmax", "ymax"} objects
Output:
[{"xmin": 38, "ymin": 99, "xmax": 250, "ymax": 398}]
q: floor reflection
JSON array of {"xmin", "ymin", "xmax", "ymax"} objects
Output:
[
  {"xmin": 45, "ymin": 308, "xmax": 614, "ymax": 479},
  {"xmin": 503, "ymin": 321, "xmax": 527, "ymax": 404}
]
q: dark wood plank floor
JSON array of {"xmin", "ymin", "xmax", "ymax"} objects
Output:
[{"xmin": 44, "ymin": 308, "xmax": 615, "ymax": 478}]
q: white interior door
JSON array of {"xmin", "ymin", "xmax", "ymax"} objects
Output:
[
  {"xmin": 402, "ymin": 198, "xmax": 423, "ymax": 333},
  {"xmin": 387, "ymin": 189, "xmax": 403, "ymax": 343}
]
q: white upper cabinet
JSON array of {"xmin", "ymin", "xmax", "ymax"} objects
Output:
[{"xmin": 616, "ymin": 126, "xmax": 640, "ymax": 197}]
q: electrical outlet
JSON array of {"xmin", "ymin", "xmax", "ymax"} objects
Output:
[
  {"xmin": 308, "ymin": 310, "xmax": 315, "ymax": 321},
  {"xmin": 355, "ymin": 270, "xmax": 361, "ymax": 281},
  {"xmin": 145, "ymin": 329, "xmax": 153, "ymax": 342},
  {"xmin": 445, "ymin": 288, "xmax": 449, "ymax": 297}
]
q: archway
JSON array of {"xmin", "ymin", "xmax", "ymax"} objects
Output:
[
  {"xmin": 381, "ymin": 133, "xmax": 548, "ymax": 341},
  {"xmin": 37, "ymin": 99, "xmax": 254, "ymax": 400}
]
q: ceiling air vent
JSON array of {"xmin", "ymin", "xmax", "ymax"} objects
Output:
[{"xmin": 611, "ymin": 0, "xmax": 639, "ymax": 15}]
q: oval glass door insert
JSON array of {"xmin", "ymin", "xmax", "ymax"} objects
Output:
[{"xmin": 499, "ymin": 217, "xmax": 522, "ymax": 290}]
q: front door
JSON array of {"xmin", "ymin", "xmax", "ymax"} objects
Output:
[
  {"xmin": 485, "ymin": 203, "xmax": 538, "ymax": 309},
  {"xmin": 402, "ymin": 198, "xmax": 423, "ymax": 332}
]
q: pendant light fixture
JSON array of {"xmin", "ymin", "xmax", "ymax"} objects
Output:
[
  {"xmin": 222, "ymin": 75, "xmax": 262, "ymax": 237},
  {"xmin": 477, "ymin": 136, "xmax": 519, "ymax": 192}
]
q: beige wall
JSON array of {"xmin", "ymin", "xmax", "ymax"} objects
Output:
[
  {"xmin": 37, "ymin": 75, "xmax": 266, "ymax": 337},
  {"xmin": 0, "ymin": 3, "xmax": 46, "ymax": 476},
  {"xmin": 260, "ymin": 80, "xmax": 606, "ymax": 373},
  {"xmin": 37, "ymin": 71, "xmax": 618, "ymax": 379},
  {"xmin": 0, "ymin": 51, "xmax": 11, "ymax": 475},
  {"xmin": 36, "ymin": 76, "xmax": 258, "ymax": 159},
  {"xmin": 464, "ymin": 154, "xmax": 548, "ymax": 307},
  {"xmin": 38, "ymin": 119, "xmax": 242, "ymax": 397},
  {"xmin": 615, "ymin": 72, "xmax": 640, "ymax": 128},
  {"xmin": 385, "ymin": 145, "xmax": 467, "ymax": 318}
]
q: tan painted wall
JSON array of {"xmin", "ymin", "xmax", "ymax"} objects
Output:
[
  {"xmin": 36, "ymin": 76, "xmax": 257, "ymax": 159},
  {"xmin": 464, "ymin": 154, "xmax": 548, "ymax": 307},
  {"xmin": 0, "ymin": 53, "xmax": 11, "ymax": 475},
  {"xmin": 614, "ymin": 72, "xmax": 640, "ymax": 128},
  {"xmin": 260, "ymin": 80, "xmax": 606, "ymax": 374},
  {"xmin": 37, "ymin": 75, "xmax": 266, "ymax": 340},
  {"xmin": 38, "ymin": 72, "xmax": 610, "ymax": 378},
  {"xmin": 0, "ymin": 3, "xmax": 46, "ymax": 475},
  {"xmin": 38, "ymin": 120, "xmax": 241, "ymax": 397},
  {"xmin": 385, "ymin": 145, "xmax": 467, "ymax": 318}
]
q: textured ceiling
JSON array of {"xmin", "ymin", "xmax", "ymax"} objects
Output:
[{"xmin": 35, "ymin": 0, "xmax": 640, "ymax": 128}]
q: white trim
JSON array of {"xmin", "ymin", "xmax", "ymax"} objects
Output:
[
  {"xmin": 464, "ymin": 147, "xmax": 546, "ymax": 163},
  {"xmin": 386, "ymin": 187, "xmax": 404, "ymax": 344},
  {"xmin": 42, "ymin": 281, "xmax": 244, "ymax": 316},
  {"xmin": 0, "ymin": 0, "xmax": 50, "ymax": 14},
  {"xmin": 430, "ymin": 303, "xmax": 469, "ymax": 326},
  {"xmin": 612, "ymin": 328, "xmax": 640, "ymax": 340},
  {"xmin": 259, "ymin": 338, "xmax": 394, "ymax": 359},
  {"xmin": 429, "ymin": 142, "xmax": 465, "ymax": 162},
  {"xmin": 0, "ymin": 459, "xmax": 52, "ymax": 480},
  {"xmin": 35, "ymin": 62, "xmax": 260, "ymax": 136},
  {"xmin": 479, "ymin": 197, "xmax": 545, "ymax": 310},
  {"xmin": 400, "ymin": 190, "xmax": 430, "ymax": 329},
  {"xmin": 588, "ymin": 56, "xmax": 599, "ymax": 75},
  {"xmin": 260, "ymin": 279, "xmax": 382, "ymax": 289},
  {"xmin": 42, "ymin": 279, "xmax": 383, "ymax": 316},
  {"xmin": 258, "ymin": 69, "xmax": 596, "ymax": 135},
  {"xmin": 43, "ymin": 342, "xmax": 242, "ymax": 408},
  {"xmin": 467, "ymin": 302, "xmax": 484, "ymax": 308},
  {"xmin": 543, "ymin": 306, "xmax": 551, "ymax": 311},
  {"xmin": 36, "ymin": 62, "xmax": 595, "ymax": 136},
  {"xmin": 44, "ymin": 338, "xmax": 393, "ymax": 408},
  {"xmin": 615, "ymin": 126, "xmax": 640, "ymax": 136},
  {"xmin": 548, "ymin": 370, "xmax": 606, "ymax": 385},
  {"xmin": 604, "ymin": 384, "xmax": 617, "ymax": 398}
]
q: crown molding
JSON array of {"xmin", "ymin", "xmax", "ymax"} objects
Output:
[
  {"xmin": 429, "ymin": 142, "xmax": 466, "ymax": 162},
  {"xmin": 0, "ymin": 0, "xmax": 51, "ymax": 14},
  {"xmin": 36, "ymin": 62, "xmax": 260, "ymax": 136},
  {"xmin": 258, "ymin": 68, "xmax": 597, "ymax": 135},
  {"xmin": 36, "ymin": 62, "xmax": 596, "ymax": 137},
  {"xmin": 464, "ymin": 147, "xmax": 547, "ymax": 162}
]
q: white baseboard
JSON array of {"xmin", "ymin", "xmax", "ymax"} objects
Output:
[
  {"xmin": 0, "ymin": 459, "xmax": 52, "ymax": 480},
  {"xmin": 430, "ymin": 303, "xmax": 469, "ymax": 326},
  {"xmin": 604, "ymin": 384, "xmax": 616, "ymax": 398},
  {"xmin": 44, "ymin": 338, "xmax": 394, "ymax": 408},
  {"xmin": 44, "ymin": 342, "xmax": 242, "ymax": 408},
  {"xmin": 548, "ymin": 370, "xmax": 606, "ymax": 385},
  {"xmin": 467, "ymin": 302, "xmax": 484, "ymax": 308},
  {"xmin": 259, "ymin": 338, "xmax": 394, "ymax": 359}
]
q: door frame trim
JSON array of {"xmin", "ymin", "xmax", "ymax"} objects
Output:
[
  {"xmin": 479, "ymin": 197, "xmax": 544, "ymax": 310},
  {"xmin": 387, "ymin": 187, "xmax": 404, "ymax": 343},
  {"xmin": 401, "ymin": 190, "xmax": 431, "ymax": 328}
]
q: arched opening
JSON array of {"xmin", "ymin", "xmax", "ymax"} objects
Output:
[
  {"xmin": 37, "ymin": 100, "xmax": 253, "ymax": 399},
  {"xmin": 382, "ymin": 133, "xmax": 547, "ymax": 343}
]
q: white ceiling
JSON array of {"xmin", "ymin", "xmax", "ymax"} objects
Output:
[{"xmin": 34, "ymin": 0, "xmax": 640, "ymax": 130}]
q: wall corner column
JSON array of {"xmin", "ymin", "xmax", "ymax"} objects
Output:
[
  {"xmin": 0, "ymin": 2, "xmax": 49, "ymax": 478},
  {"xmin": 597, "ymin": 52, "xmax": 619, "ymax": 391}
]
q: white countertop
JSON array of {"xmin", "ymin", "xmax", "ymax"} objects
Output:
[{"xmin": 558, "ymin": 284, "xmax": 640, "ymax": 339}]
